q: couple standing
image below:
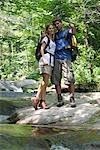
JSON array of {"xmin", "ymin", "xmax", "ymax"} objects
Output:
[{"xmin": 31, "ymin": 17, "xmax": 76, "ymax": 110}]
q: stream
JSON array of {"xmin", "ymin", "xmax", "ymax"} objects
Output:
[{"xmin": 0, "ymin": 92, "xmax": 100, "ymax": 150}]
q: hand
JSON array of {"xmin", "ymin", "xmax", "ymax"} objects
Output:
[
  {"xmin": 42, "ymin": 57, "xmax": 48, "ymax": 66},
  {"xmin": 68, "ymin": 21, "xmax": 76, "ymax": 33},
  {"xmin": 68, "ymin": 21, "xmax": 74, "ymax": 28}
]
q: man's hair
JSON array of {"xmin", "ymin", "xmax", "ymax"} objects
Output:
[{"xmin": 53, "ymin": 16, "xmax": 62, "ymax": 25}]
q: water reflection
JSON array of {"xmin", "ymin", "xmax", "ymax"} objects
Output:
[
  {"xmin": 0, "ymin": 123, "xmax": 100, "ymax": 150},
  {"xmin": 31, "ymin": 127, "xmax": 100, "ymax": 150},
  {"xmin": 32, "ymin": 128, "xmax": 54, "ymax": 137}
]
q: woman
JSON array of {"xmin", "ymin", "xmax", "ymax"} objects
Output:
[{"xmin": 31, "ymin": 24, "xmax": 56, "ymax": 110}]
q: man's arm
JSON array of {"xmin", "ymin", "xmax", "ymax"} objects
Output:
[{"xmin": 68, "ymin": 21, "xmax": 76, "ymax": 34}]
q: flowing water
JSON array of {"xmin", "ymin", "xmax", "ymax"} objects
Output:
[
  {"xmin": 0, "ymin": 123, "xmax": 100, "ymax": 150},
  {"xmin": 0, "ymin": 92, "xmax": 100, "ymax": 150}
]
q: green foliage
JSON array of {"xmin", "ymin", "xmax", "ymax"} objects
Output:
[
  {"xmin": 73, "ymin": 45, "xmax": 100, "ymax": 84},
  {"xmin": 26, "ymin": 70, "xmax": 40, "ymax": 81}
]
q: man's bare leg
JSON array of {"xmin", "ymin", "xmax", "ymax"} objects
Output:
[{"xmin": 68, "ymin": 83, "xmax": 76, "ymax": 107}]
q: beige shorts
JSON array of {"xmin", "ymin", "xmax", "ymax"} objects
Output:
[
  {"xmin": 39, "ymin": 65, "xmax": 53, "ymax": 76},
  {"xmin": 52, "ymin": 59, "xmax": 75, "ymax": 85}
]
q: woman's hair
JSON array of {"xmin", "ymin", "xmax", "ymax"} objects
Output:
[
  {"xmin": 45, "ymin": 24, "xmax": 53, "ymax": 33},
  {"xmin": 45, "ymin": 23, "xmax": 55, "ymax": 40}
]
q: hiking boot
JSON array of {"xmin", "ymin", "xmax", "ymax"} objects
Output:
[
  {"xmin": 70, "ymin": 96, "xmax": 76, "ymax": 108},
  {"xmin": 57, "ymin": 94, "xmax": 64, "ymax": 107}
]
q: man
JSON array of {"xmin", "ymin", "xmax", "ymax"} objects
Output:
[{"xmin": 53, "ymin": 17, "xmax": 76, "ymax": 107}]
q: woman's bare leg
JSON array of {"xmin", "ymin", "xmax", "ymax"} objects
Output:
[
  {"xmin": 35, "ymin": 73, "xmax": 49, "ymax": 99},
  {"xmin": 41, "ymin": 73, "xmax": 49, "ymax": 100}
]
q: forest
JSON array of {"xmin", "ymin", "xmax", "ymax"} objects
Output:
[{"xmin": 0, "ymin": 0, "xmax": 100, "ymax": 87}]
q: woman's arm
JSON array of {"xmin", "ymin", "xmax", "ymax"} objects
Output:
[
  {"xmin": 40, "ymin": 42, "xmax": 47, "ymax": 56},
  {"xmin": 40, "ymin": 42, "xmax": 48, "ymax": 65}
]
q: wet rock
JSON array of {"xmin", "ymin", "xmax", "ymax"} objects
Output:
[{"xmin": 50, "ymin": 145, "xmax": 70, "ymax": 150}]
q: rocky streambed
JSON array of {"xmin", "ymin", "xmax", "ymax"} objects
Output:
[{"xmin": 0, "ymin": 91, "xmax": 100, "ymax": 150}]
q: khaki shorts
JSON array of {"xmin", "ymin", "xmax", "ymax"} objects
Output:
[
  {"xmin": 52, "ymin": 59, "xmax": 75, "ymax": 85},
  {"xmin": 39, "ymin": 65, "xmax": 53, "ymax": 76}
]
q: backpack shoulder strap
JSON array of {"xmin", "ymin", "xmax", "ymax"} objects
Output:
[
  {"xmin": 64, "ymin": 29, "xmax": 72, "ymax": 40},
  {"xmin": 41, "ymin": 35, "xmax": 50, "ymax": 46},
  {"xmin": 45, "ymin": 35, "xmax": 50, "ymax": 47}
]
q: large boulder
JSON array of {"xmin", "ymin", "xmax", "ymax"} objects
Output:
[
  {"xmin": 14, "ymin": 79, "xmax": 39, "ymax": 89},
  {"xmin": 0, "ymin": 80, "xmax": 23, "ymax": 92},
  {"xmin": 9, "ymin": 102, "xmax": 100, "ymax": 127},
  {"xmin": 0, "ymin": 79, "xmax": 39, "ymax": 92}
]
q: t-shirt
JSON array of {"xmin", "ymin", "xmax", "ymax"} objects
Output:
[
  {"xmin": 39, "ymin": 36, "xmax": 56, "ymax": 67},
  {"xmin": 55, "ymin": 29, "xmax": 72, "ymax": 61}
]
